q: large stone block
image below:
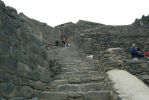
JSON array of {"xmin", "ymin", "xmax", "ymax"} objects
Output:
[
  {"xmin": 0, "ymin": 42, "xmax": 10, "ymax": 55},
  {"xmin": 0, "ymin": 33, "xmax": 20, "ymax": 47},
  {"xmin": 9, "ymin": 47, "xmax": 22, "ymax": 60},
  {"xmin": 40, "ymin": 70, "xmax": 52, "ymax": 83},
  {"xmin": 28, "ymin": 42, "xmax": 48, "ymax": 60},
  {"xmin": 23, "ymin": 53, "xmax": 38, "ymax": 69},
  {"xmin": 31, "ymin": 70, "xmax": 40, "ymax": 81},
  {"xmin": 12, "ymin": 86, "xmax": 34, "ymax": 98},
  {"xmin": 0, "ymin": 82, "xmax": 15, "ymax": 98},
  {"xmin": 36, "ymin": 65, "xmax": 52, "ymax": 83},
  {"xmin": 17, "ymin": 61, "xmax": 32, "ymax": 78},
  {"xmin": 33, "ymin": 54, "xmax": 48, "ymax": 69},
  {"xmin": 0, "ymin": 71, "xmax": 9, "ymax": 83},
  {"xmin": 15, "ymin": 53, "xmax": 36, "ymax": 69},
  {"xmin": 0, "ymin": 56, "xmax": 17, "ymax": 74},
  {"xmin": 20, "ymin": 30, "xmax": 31, "ymax": 41},
  {"xmin": 29, "ymin": 81, "xmax": 47, "ymax": 90},
  {"xmin": 29, "ymin": 34, "xmax": 42, "ymax": 45},
  {"xmin": 49, "ymin": 59, "xmax": 62, "ymax": 76}
]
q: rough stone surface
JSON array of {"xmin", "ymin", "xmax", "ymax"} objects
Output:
[{"xmin": 0, "ymin": 0, "xmax": 62, "ymax": 99}]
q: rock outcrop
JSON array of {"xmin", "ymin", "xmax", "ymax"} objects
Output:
[{"xmin": 133, "ymin": 15, "xmax": 149, "ymax": 26}]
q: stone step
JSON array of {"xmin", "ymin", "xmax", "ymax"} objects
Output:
[
  {"xmin": 54, "ymin": 74, "xmax": 105, "ymax": 84},
  {"xmin": 61, "ymin": 67, "xmax": 97, "ymax": 73},
  {"xmin": 35, "ymin": 91, "xmax": 111, "ymax": 100},
  {"xmin": 63, "ymin": 70, "xmax": 100, "ymax": 75},
  {"xmin": 46, "ymin": 83, "xmax": 105, "ymax": 92}
]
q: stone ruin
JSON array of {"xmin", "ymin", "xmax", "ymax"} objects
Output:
[{"xmin": 1, "ymin": 0, "xmax": 149, "ymax": 99}]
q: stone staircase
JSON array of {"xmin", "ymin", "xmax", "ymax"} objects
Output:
[{"xmin": 34, "ymin": 44, "xmax": 111, "ymax": 100}]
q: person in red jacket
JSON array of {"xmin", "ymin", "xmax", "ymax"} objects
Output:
[{"xmin": 144, "ymin": 51, "xmax": 149, "ymax": 58}]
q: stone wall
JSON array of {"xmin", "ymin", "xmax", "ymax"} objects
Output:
[
  {"xmin": 0, "ymin": 1, "xmax": 61, "ymax": 99},
  {"xmin": 99, "ymin": 48, "xmax": 149, "ymax": 87},
  {"xmin": 73, "ymin": 18, "xmax": 149, "ymax": 100},
  {"xmin": 75, "ymin": 25, "xmax": 149, "ymax": 59},
  {"xmin": 54, "ymin": 20, "xmax": 105, "ymax": 42}
]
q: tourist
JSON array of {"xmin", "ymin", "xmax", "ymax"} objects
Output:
[
  {"xmin": 130, "ymin": 44, "xmax": 138, "ymax": 58},
  {"xmin": 55, "ymin": 39, "xmax": 59, "ymax": 46},
  {"xmin": 62, "ymin": 38, "xmax": 66, "ymax": 47},
  {"xmin": 144, "ymin": 50, "xmax": 149, "ymax": 58},
  {"xmin": 136, "ymin": 48, "xmax": 144, "ymax": 58},
  {"xmin": 130, "ymin": 44, "xmax": 144, "ymax": 58}
]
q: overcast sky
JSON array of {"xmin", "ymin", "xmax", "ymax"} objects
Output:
[{"xmin": 3, "ymin": 0, "xmax": 149, "ymax": 27}]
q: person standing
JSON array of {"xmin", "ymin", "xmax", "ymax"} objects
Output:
[{"xmin": 55, "ymin": 39, "xmax": 59, "ymax": 46}]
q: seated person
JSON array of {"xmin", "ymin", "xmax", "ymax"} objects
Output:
[
  {"xmin": 136, "ymin": 48, "xmax": 144, "ymax": 58},
  {"xmin": 130, "ymin": 44, "xmax": 144, "ymax": 58},
  {"xmin": 144, "ymin": 50, "xmax": 149, "ymax": 59}
]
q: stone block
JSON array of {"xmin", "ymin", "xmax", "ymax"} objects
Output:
[
  {"xmin": 0, "ymin": 82, "xmax": 15, "ymax": 98},
  {"xmin": 35, "ymin": 92, "xmax": 67, "ymax": 100},
  {"xmin": 20, "ymin": 31, "xmax": 30, "ymax": 42},
  {"xmin": 51, "ymin": 80, "xmax": 69, "ymax": 85},
  {"xmin": 29, "ymin": 34, "xmax": 42, "ymax": 46},
  {"xmin": 12, "ymin": 86, "xmax": 34, "ymax": 98},
  {"xmin": 67, "ymin": 92, "xmax": 84, "ymax": 98},
  {"xmin": 31, "ymin": 70, "xmax": 40, "ymax": 81},
  {"xmin": 49, "ymin": 59, "xmax": 62, "ymax": 76},
  {"xmin": 0, "ymin": 56, "xmax": 17, "ymax": 74},
  {"xmin": 81, "ymin": 83, "xmax": 104, "ymax": 92},
  {"xmin": 0, "ymin": 71, "xmax": 9, "ymax": 82},
  {"xmin": 9, "ymin": 47, "xmax": 22, "ymax": 60},
  {"xmin": 55, "ymin": 84, "xmax": 82, "ymax": 92},
  {"xmin": 0, "ymin": 43, "xmax": 10, "ymax": 55},
  {"xmin": 17, "ymin": 61, "xmax": 32, "ymax": 78},
  {"xmin": 28, "ymin": 43, "xmax": 48, "ymax": 60},
  {"xmin": 25, "ymin": 54, "xmax": 38, "ymax": 69},
  {"xmin": 30, "ymin": 81, "xmax": 47, "ymax": 90},
  {"xmin": 84, "ymin": 91, "xmax": 111, "ymax": 100},
  {"xmin": 16, "ymin": 53, "xmax": 37, "ymax": 69},
  {"xmin": 33, "ymin": 54, "xmax": 48, "ymax": 69},
  {"xmin": 0, "ymin": 33, "xmax": 19, "ymax": 47},
  {"xmin": 38, "ymin": 66, "xmax": 52, "ymax": 83}
]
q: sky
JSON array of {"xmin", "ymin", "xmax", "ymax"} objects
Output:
[{"xmin": 3, "ymin": 0, "xmax": 149, "ymax": 27}]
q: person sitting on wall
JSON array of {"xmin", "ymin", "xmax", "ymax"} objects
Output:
[
  {"xmin": 136, "ymin": 48, "xmax": 144, "ymax": 58},
  {"xmin": 130, "ymin": 44, "xmax": 144, "ymax": 58},
  {"xmin": 144, "ymin": 50, "xmax": 149, "ymax": 59}
]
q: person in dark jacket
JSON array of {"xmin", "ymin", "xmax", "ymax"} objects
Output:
[
  {"xmin": 130, "ymin": 44, "xmax": 144, "ymax": 58},
  {"xmin": 55, "ymin": 39, "xmax": 59, "ymax": 46}
]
